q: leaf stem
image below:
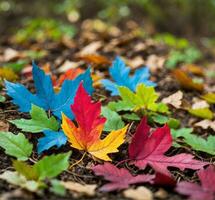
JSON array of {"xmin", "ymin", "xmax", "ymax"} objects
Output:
[
  {"xmin": 115, "ymin": 158, "xmax": 131, "ymax": 167},
  {"xmin": 29, "ymin": 157, "xmax": 37, "ymax": 164},
  {"xmin": 69, "ymin": 152, "xmax": 87, "ymax": 169}
]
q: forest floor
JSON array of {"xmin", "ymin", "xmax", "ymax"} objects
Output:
[{"xmin": 0, "ymin": 20, "xmax": 215, "ymax": 200}]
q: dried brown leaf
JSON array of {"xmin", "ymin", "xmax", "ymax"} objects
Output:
[
  {"xmin": 123, "ymin": 186, "xmax": 153, "ymax": 200},
  {"xmin": 162, "ymin": 91, "xmax": 183, "ymax": 109},
  {"xmin": 61, "ymin": 181, "xmax": 96, "ymax": 197}
]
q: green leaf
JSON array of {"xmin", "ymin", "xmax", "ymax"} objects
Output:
[
  {"xmin": 107, "ymin": 101, "xmax": 133, "ymax": 112},
  {"xmin": 167, "ymin": 118, "xmax": 180, "ymax": 129},
  {"xmin": 101, "ymin": 107, "xmax": 125, "ymax": 131},
  {"xmin": 13, "ymin": 160, "xmax": 39, "ymax": 180},
  {"xmin": 0, "ymin": 171, "xmax": 40, "ymax": 192},
  {"xmin": 34, "ymin": 152, "xmax": 71, "ymax": 180},
  {"xmin": 171, "ymin": 128, "xmax": 193, "ymax": 139},
  {"xmin": 112, "ymin": 84, "xmax": 169, "ymax": 114},
  {"xmin": 10, "ymin": 104, "xmax": 60, "ymax": 133},
  {"xmin": 50, "ymin": 179, "xmax": 66, "ymax": 196},
  {"xmin": 171, "ymin": 128, "xmax": 215, "ymax": 155},
  {"xmin": 188, "ymin": 108, "xmax": 213, "ymax": 120},
  {"xmin": 5, "ymin": 60, "xmax": 28, "ymax": 73},
  {"xmin": 0, "ymin": 94, "xmax": 6, "ymax": 102},
  {"xmin": 0, "ymin": 132, "xmax": 33, "ymax": 160},
  {"xmin": 152, "ymin": 113, "xmax": 169, "ymax": 124},
  {"xmin": 122, "ymin": 113, "xmax": 140, "ymax": 121}
]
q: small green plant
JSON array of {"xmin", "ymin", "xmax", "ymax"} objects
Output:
[{"xmin": 13, "ymin": 18, "xmax": 76, "ymax": 43}]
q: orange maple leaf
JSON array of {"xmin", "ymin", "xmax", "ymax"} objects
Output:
[{"xmin": 62, "ymin": 83, "xmax": 128, "ymax": 161}]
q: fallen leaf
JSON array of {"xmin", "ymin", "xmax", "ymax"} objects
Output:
[
  {"xmin": 101, "ymin": 106, "xmax": 125, "ymax": 131},
  {"xmin": 172, "ymin": 69, "xmax": 204, "ymax": 92},
  {"xmin": 182, "ymin": 64, "xmax": 204, "ymax": 76},
  {"xmin": 3, "ymin": 48, "xmax": 21, "ymax": 62},
  {"xmin": 0, "ymin": 67, "xmax": 18, "ymax": 82},
  {"xmin": 0, "ymin": 189, "xmax": 31, "ymax": 200},
  {"xmin": 191, "ymin": 100, "xmax": 209, "ymax": 109},
  {"xmin": 0, "ymin": 171, "xmax": 40, "ymax": 192},
  {"xmin": 77, "ymin": 54, "xmax": 111, "ymax": 66},
  {"xmin": 154, "ymin": 188, "xmax": 168, "ymax": 199},
  {"xmin": 57, "ymin": 60, "xmax": 81, "ymax": 73},
  {"xmin": 108, "ymin": 84, "xmax": 169, "ymax": 114},
  {"xmin": 37, "ymin": 130, "xmax": 67, "ymax": 154},
  {"xmin": 127, "ymin": 56, "xmax": 145, "ymax": 69},
  {"xmin": 188, "ymin": 108, "xmax": 213, "ymax": 120},
  {"xmin": 171, "ymin": 128, "xmax": 215, "ymax": 155},
  {"xmin": 201, "ymin": 93, "xmax": 215, "ymax": 104},
  {"xmin": 102, "ymin": 56, "xmax": 156, "ymax": 96},
  {"xmin": 162, "ymin": 91, "xmax": 183, "ymax": 109},
  {"xmin": 10, "ymin": 104, "xmax": 60, "ymax": 133},
  {"xmin": 123, "ymin": 186, "xmax": 153, "ymax": 200},
  {"xmin": 50, "ymin": 179, "xmax": 66, "ymax": 196},
  {"xmin": 194, "ymin": 119, "xmax": 215, "ymax": 131},
  {"xmin": 0, "ymin": 132, "xmax": 33, "ymax": 161},
  {"xmin": 78, "ymin": 41, "xmax": 102, "ymax": 55},
  {"xmin": 145, "ymin": 54, "xmax": 165, "ymax": 73},
  {"xmin": 62, "ymin": 83, "xmax": 128, "ymax": 161},
  {"xmin": 0, "ymin": 121, "xmax": 9, "ymax": 131},
  {"xmin": 153, "ymin": 173, "xmax": 176, "ymax": 187},
  {"xmin": 92, "ymin": 163, "xmax": 154, "ymax": 192},
  {"xmin": 33, "ymin": 152, "xmax": 71, "ymax": 180},
  {"xmin": 0, "ymin": 94, "xmax": 6, "ymax": 102},
  {"xmin": 129, "ymin": 117, "xmax": 208, "ymax": 176},
  {"xmin": 56, "ymin": 68, "xmax": 84, "ymax": 87},
  {"xmin": 5, "ymin": 62, "xmax": 93, "ymax": 119},
  {"xmin": 176, "ymin": 165, "xmax": 215, "ymax": 200},
  {"xmin": 61, "ymin": 181, "xmax": 96, "ymax": 197}
]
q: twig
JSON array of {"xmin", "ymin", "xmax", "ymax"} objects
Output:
[{"xmin": 69, "ymin": 152, "xmax": 87, "ymax": 169}]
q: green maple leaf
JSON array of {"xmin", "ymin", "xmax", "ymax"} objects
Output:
[
  {"xmin": 101, "ymin": 106, "xmax": 125, "ymax": 131},
  {"xmin": 171, "ymin": 128, "xmax": 215, "ymax": 155},
  {"xmin": 108, "ymin": 84, "xmax": 169, "ymax": 114},
  {"xmin": 10, "ymin": 104, "xmax": 60, "ymax": 133},
  {"xmin": 6, "ymin": 153, "xmax": 71, "ymax": 193},
  {"xmin": 13, "ymin": 160, "xmax": 39, "ymax": 180},
  {"xmin": 34, "ymin": 152, "xmax": 71, "ymax": 180},
  {"xmin": 13, "ymin": 152, "xmax": 71, "ymax": 181},
  {"xmin": 0, "ymin": 132, "xmax": 33, "ymax": 160}
]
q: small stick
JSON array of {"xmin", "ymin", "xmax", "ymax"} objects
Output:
[{"xmin": 69, "ymin": 152, "xmax": 87, "ymax": 169}]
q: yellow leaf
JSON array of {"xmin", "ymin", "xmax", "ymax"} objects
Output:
[
  {"xmin": 0, "ymin": 67, "xmax": 18, "ymax": 82},
  {"xmin": 201, "ymin": 93, "xmax": 215, "ymax": 104},
  {"xmin": 88, "ymin": 125, "xmax": 128, "ymax": 161},
  {"xmin": 188, "ymin": 108, "xmax": 213, "ymax": 120}
]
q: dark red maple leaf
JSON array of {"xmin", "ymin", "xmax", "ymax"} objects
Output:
[
  {"xmin": 153, "ymin": 172, "xmax": 176, "ymax": 187},
  {"xmin": 92, "ymin": 162, "xmax": 154, "ymax": 192},
  {"xmin": 176, "ymin": 165, "xmax": 215, "ymax": 200},
  {"xmin": 129, "ymin": 117, "xmax": 208, "ymax": 176}
]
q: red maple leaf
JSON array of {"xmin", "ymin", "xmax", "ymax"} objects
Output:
[
  {"xmin": 129, "ymin": 117, "xmax": 208, "ymax": 176},
  {"xmin": 62, "ymin": 83, "xmax": 128, "ymax": 161},
  {"xmin": 176, "ymin": 165, "xmax": 215, "ymax": 200},
  {"xmin": 92, "ymin": 163, "xmax": 154, "ymax": 192}
]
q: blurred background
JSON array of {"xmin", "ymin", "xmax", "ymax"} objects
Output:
[
  {"xmin": 1, "ymin": 0, "xmax": 215, "ymax": 81},
  {"xmin": 1, "ymin": 0, "xmax": 215, "ymax": 38}
]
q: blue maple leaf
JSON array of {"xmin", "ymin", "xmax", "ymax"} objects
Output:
[
  {"xmin": 5, "ymin": 62, "xmax": 93, "ymax": 119},
  {"xmin": 37, "ymin": 130, "xmax": 67, "ymax": 154},
  {"xmin": 101, "ymin": 56, "xmax": 156, "ymax": 96}
]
